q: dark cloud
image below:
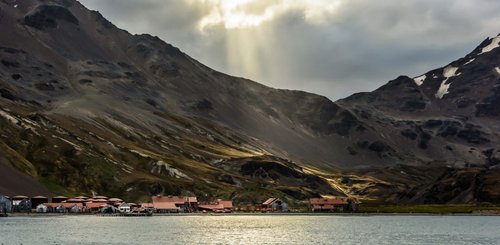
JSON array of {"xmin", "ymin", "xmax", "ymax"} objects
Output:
[{"xmin": 80, "ymin": 0, "xmax": 500, "ymax": 100}]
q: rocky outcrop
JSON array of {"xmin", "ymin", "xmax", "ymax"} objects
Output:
[{"xmin": 24, "ymin": 4, "xmax": 78, "ymax": 30}]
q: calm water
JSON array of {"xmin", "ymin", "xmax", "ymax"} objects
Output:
[{"xmin": 0, "ymin": 215, "xmax": 499, "ymax": 244}]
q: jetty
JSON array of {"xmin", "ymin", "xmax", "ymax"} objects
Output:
[{"xmin": 98, "ymin": 212, "xmax": 153, "ymax": 217}]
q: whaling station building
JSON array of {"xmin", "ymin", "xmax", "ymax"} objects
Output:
[
  {"xmin": 309, "ymin": 197, "xmax": 358, "ymax": 212},
  {"xmin": 1, "ymin": 192, "xmax": 357, "ymax": 214},
  {"xmin": 0, "ymin": 193, "xmax": 235, "ymax": 214}
]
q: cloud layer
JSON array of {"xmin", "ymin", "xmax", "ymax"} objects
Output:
[{"xmin": 80, "ymin": 0, "xmax": 500, "ymax": 100}]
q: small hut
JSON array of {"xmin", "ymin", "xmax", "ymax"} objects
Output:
[
  {"xmin": 262, "ymin": 198, "xmax": 288, "ymax": 212},
  {"xmin": 36, "ymin": 204, "xmax": 48, "ymax": 213},
  {"xmin": 0, "ymin": 194, "xmax": 12, "ymax": 213},
  {"xmin": 101, "ymin": 205, "xmax": 119, "ymax": 214},
  {"xmin": 118, "ymin": 203, "xmax": 131, "ymax": 213},
  {"xmin": 55, "ymin": 205, "xmax": 66, "ymax": 213},
  {"xmin": 12, "ymin": 196, "xmax": 31, "ymax": 213},
  {"xmin": 70, "ymin": 205, "xmax": 82, "ymax": 213}
]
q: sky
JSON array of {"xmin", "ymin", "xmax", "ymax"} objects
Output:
[{"xmin": 79, "ymin": 0, "xmax": 500, "ymax": 100}]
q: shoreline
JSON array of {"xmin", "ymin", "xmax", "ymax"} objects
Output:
[{"xmin": 3, "ymin": 212, "xmax": 500, "ymax": 218}]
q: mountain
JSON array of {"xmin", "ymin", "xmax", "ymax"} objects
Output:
[{"xmin": 0, "ymin": 0, "xmax": 499, "ymax": 204}]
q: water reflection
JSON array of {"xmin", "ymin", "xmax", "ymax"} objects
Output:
[{"xmin": 0, "ymin": 215, "xmax": 499, "ymax": 244}]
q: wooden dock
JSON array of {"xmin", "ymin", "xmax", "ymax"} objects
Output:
[{"xmin": 97, "ymin": 212, "xmax": 153, "ymax": 217}]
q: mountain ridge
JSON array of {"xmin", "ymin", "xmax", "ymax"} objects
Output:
[{"xmin": 1, "ymin": 0, "xmax": 499, "ymax": 204}]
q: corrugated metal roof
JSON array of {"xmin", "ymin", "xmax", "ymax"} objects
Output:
[
  {"xmin": 141, "ymin": 203, "xmax": 154, "ymax": 208},
  {"xmin": 152, "ymin": 196, "xmax": 197, "ymax": 204},
  {"xmin": 44, "ymin": 203, "xmax": 84, "ymax": 208},
  {"xmin": 153, "ymin": 202, "xmax": 178, "ymax": 210},
  {"xmin": 31, "ymin": 196, "xmax": 48, "ymax": 199},
  {"xmin": 198, "ymin": 204, "xmax": 222, "ymax": 210},
  {"xmin": 262, "ymin": 198, "xmax": 277, "ymax": 205},
  {"xmin": 187, "ymin": 196, "xmax": 198, "ymax": 203},
  {"xmin": 219, "ymin": 201, "xmax": 233, "ymax": 209},
  {"xmin": 85, "ymin": 202, "xmax": 107, "ymax": 209},
  {"xmin": 12, "ymin": 195, "xmax": 28, "ymax": 199}
]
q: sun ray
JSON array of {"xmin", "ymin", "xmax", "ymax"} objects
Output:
[{"xmin": 194, "ymin": 0, "xmax": 343, "ymax": 31}]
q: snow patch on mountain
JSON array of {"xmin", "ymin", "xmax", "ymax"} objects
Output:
[
  {"xmin": 0, "ymin": 109, "xmax": 19, "ymax": 125},
  {"xmin": 52, "ymin": 135, "xmax": 83, "ymax": 151},
  {"xmin": 413, "ymin": 75, "xmax": 426, "ymax": 86},
  {"xmin": 436, "ymin": 66, "xmax": 459, "ymax": 99},
  {"xmin": 152, "ymin": 161, "xmax": 191, "ymax": 180},
  {"xmin": 464, "ymin": 58, "xmax": 475, "ymax": 65},
  {"xmin": 0, "ymin": 109, "xmax": 39, "ymax": 133},
  {"xmin": 443, "ymin": 66, "xmax": 459, "ymax": 78},
  {"xmin": 480, "ymin": 35, "xmax": 500, "ymax": 54},
  {"xmin": 495, "ymin": 67, "xmax": 500, "ymax": 75},
  {"xmin": 129, "ymin": 149, "xmax": 152, "ymax": 158}
]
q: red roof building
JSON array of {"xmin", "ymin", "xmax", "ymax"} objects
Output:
[
  {"xmin": 85, "ymin": 202, "xmax": 107, "ymax": 210},
  {"xmin": 198, "ymin": 199, "xmax": 233, "ymax": 213},
  {"xmin": 141, "ymin": 203, "xmax": 154, "ymax": 209},
  {"xmin": 60, "ymin": 203, "xmax": 84, "ymax": 209},
  {"xmin": 261, "ymin": 198, "xmax": 288, "ymax": 212},
  {"xmin": 309, "ymin": 197, "xmax": 350, "ymax": 212},
  {"xmin": 108, "ymin": 198, "xmax": 123, "ymax": 203},
  {"xmin": 151, "ymin": 195, "xmax": 198, "ymax": 213},
  {"xmin": 43, "ymin": 202, "xmax": 84, "ymax": 212},
  {"xmin": 67, "ymin": 198, "xmax": 86, "ymax": 203}
]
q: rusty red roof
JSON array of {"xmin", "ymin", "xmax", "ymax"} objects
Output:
[
  {"xmin": 85, "ymin": 202, "xmax": 107, "ymax": 209},
  {"xmin": 44, "ymin": 203, "xmax": 83, "ymax": 208},
  {"xmin": 198, "ymin": 204, "xmax": 224, "ymax": 210},
  {"xmin": 151, "ymin": 196, "xmax": 188, "ymax": 204},
  {"xmin": 12, "ymin": 195, "xmax": 29, "ymax": 199},
  {"xmin": 153, "ymin": 202, "xmax": 178, "ymax": 210},
  {"xmin": 67, "ymin": 198, "xmax": 86, "ymax": 203},
  {"xmin": 31, "ymin": 196, "xmax": 48, "ymax": 199},
  {"xmin": 219, "ymin": 200, "xmax": 233, "ymax": 209},
  {"xmin": 187, "ymin": 196, "xmax": 198, "ymax": 203},
  {"xmin": 44, "ymin": 203, "xmax": 62, "ymax": 208},
  {"xmin": 262, "ymin": 198, "xmax": 277, "ymax": 205},
  {"xmin": 60, "ymin": 203, "xmax": 83, "ymax": 208},
  {"xmin": 52, "ymin": 196, "xmax": 68, "ymax": 199},
  {"xmin": 141, "ymin": 203, "xmax": 154, "ymax": 208}
]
